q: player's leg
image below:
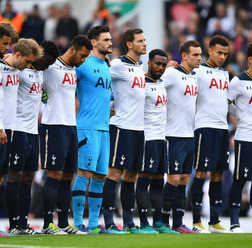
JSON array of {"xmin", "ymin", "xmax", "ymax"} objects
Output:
[
  {"xmin": 191, "ymin": 128, "xmax": 208, "ymax": 230},
  {"xmin": 229, "ymin": 140, "xmax": 252, "ymax": 233},
  {"xmin": 6, "ymin": 131, "xmax": 29, "ymax": 235},
  {"xmin": 229, "ymin": 180, "xmax": 246, "ymax": 232},
  {"xmin": 40, "ymin": 125, "xmax": 66, "ymax": 234},
  {"xmin": 19, "ymin": 134, "xmax": 40, "ymax": 235},
  {"xmin": 208, "ymin": 129, "xmax": 229, "ymax": 233},
  {"xmin": 103, "ymin": 125, "xmax": 123, "ymax": 230}
]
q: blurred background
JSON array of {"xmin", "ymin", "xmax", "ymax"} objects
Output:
[{"xmin": 0, "ymin": 0, "xmax": 251, "ymax": 224}]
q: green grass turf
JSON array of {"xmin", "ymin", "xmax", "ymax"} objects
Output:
[{"xmin": 0, "ymin": 234, "xmax": 252, "ymax": 248}]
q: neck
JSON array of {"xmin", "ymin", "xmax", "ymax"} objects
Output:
[
  {"xmin": 145, "ymin": 72, "xmax": 158, "ymax": 80},
  {"xmin": 180, "ymin": 62, "xmax": 193, "ymax": 73},
  {"xmin": 61, "ymin": 51, "xmax": 71, "ymax": 65},
  {"xmin": 126, "ymin": 51, "xmax": 140, "ymax": 62},
  {"xmin": 91, "ymin": 49, "xmax": 106, "ymax": 60},
  {"xmin": 247, "ymin": 67, "xmax": 252, "ymax": 75},
  {"xmin": 5, "ymin": 55, "xmax": 15, "ymax": 67},
  {"xmin": 206, "ymin": 59, "xmax": 217, "ymax": 68}
]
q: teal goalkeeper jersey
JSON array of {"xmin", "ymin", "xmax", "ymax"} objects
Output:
[{"xmin": 76, "ymin": 55, "xmax": 111, "ymax": 131}]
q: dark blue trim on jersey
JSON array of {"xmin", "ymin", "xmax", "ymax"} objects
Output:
[
  {"xmin": 201, "ymin": 62, "xmax": 227, "ymax": 71},
  {"xmin": 0, "ymin": 59, "xmax": 11, "ymax": 66},
  {"xmin": 175, "ymin": 65, "xmax": 195, "ymax": 75},
  {"xmin": 57, "ymin": 57, "xmax": 72, "ymax": 68},
  {"xmin": 120, "ymin": 55, "xmax": 143, "ymax": 65},
  {"xmin": 237, "ymin": 71, "xmax": 252, "ymax": 80},
  {"xmin": 145, "ymin": 75, "xmax": 157, "ymax": 83}
]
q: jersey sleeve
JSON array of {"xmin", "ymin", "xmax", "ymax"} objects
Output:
[
  {"xmin": 0, "ymin": 75, "xmax": 3, "ymax": 129},
  {"xmin": 228, "ymin": 76, "xmax": 240, "ymax": 102},
  {"xmin": 110, "ymin": 59, "xmax": 121, "ymax": 79},
  {"xmin": 162, "ymin": 67, "xmax": 174, "ymax": 89}
]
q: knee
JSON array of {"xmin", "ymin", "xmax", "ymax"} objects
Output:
[
  {"xmin": 107, "ymin": 168, "xmax": 122, "ymax": 182},
  {"xmin": 122, "ymin": 170, "xmax": 137, "ymax": 182},
  {"xmin": 167, "ymin": 174, "xmax": 180, "ymax": 187},
  {"xmin": 7, "ymin": 169, "xmax": 23, "ymax": 183},
  {"xmin": 21, "ymin": 171, "xmax": 35, "ymax": 184},
  {"xmin": 195, "ymin": 170, "xmax": 207, "ymax": 180},
  {"xmin": 210, "ymin": 171, "xmax": 223, "ymax": 182},
  {"xmin": 180, "ymin": 174, "xmax": 190, "ymax": 185},
  {"xmin": 47, "ymin": 170, "xmax": 63, "ymax": 181}
]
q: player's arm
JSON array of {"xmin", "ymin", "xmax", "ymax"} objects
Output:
[
  {"xmin": 167, "ymin": 60, "xmax": 178, "ymax": 68},
  {"xmin": 227, "ymin": 76, "xmax": 239, "ymax": 116}
]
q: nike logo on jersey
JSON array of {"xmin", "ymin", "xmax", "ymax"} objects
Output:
[
  {"xmin": 184, "ymin": 85, "xmax": 198, "ymax": 96},
  {"xmin": 131, "ymin": 77, "xmax": 145, "ymax": 89},
  {"xmin": 62, "ymin": 73, "xmax": 76, "ymax": 85},
  {"xmin": 5, "ymin": 74, "xmax": 19, "ymax": 86},
  {"xmin": 95, "ymin": 77, "xmax": 111, "ymax": 89},
  {"xmin": 155, "ymin": 95, "xmax": 167, "ymax": 106},
  {"xmin": 209, "ymin": 78, "xmax": 228, "ymax": 90}
]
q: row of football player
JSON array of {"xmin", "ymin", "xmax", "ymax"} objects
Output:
[{"xmin": 0, "ymin": 23, "xmax": 250, "ymax": 236}]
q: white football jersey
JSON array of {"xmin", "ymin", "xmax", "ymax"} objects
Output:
[
  {"xmin": 162, "ymin": 66, "xmax": 198, "ymax": 137},
  {"xmin": 0, "ymin": 59, "xmax": 19, "ymax": 130},
  {"xmin": 110, "ymin": 56, "xmax": 145, "ymax": 131},
  {"xmin": 0, "ymin": 74, "xmax": 3, "ymax": 130},
  {"xmin": 144, "ymin": 76, "xmax": 167, "ymax": 141},
  {"xmin": 194, "ymin": 62, "xmax": 229, "ymax": 130},
  {"xmin": 16, "ymin": 67, "xmax": 43, "ymax": 134},
  {"xmin": 228, "ymin": 71, "xmax": 252, "ymax": 142},
  {"xmin": 41, "ymin": 57, "xmax": 77, "ymax": 126}
]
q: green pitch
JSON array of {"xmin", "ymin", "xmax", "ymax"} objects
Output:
[{"xmin": 0, "ymin": 234, "xmax": 252, "ymax": 248}]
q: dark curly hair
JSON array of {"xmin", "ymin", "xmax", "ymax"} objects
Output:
[{"xmin": 40, "ymin": 40, "xmax": 60, "ymax": 59}]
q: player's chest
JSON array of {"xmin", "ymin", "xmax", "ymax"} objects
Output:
[
  {"xmin": 177, "ymin": 75, "xmax": 197, "ymax": 97},
  {"xmin": 146, "ymin": 84, "xmax": 167, "ymax": 106},
  {"xmin": 203, "ymin": 70, "xmax": 229, "ymax": 91},
  {"xmin": 122, "ymin": 66, "xmax": 145, "ymax": 89},
  {"xmin": 2, "ymin": 71, "xmax": 19, "ymax": 88}
]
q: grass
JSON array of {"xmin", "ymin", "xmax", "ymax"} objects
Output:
[{"xmin": 0, "ymin": 234, "xmax": 252, "ymax": 248}]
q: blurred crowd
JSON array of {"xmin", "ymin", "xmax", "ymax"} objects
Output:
[{"xmin": 0, "ymin": 0, "xmax": 251, "ymax": 219}]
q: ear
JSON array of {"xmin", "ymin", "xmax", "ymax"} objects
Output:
[
  {"xmin": 69, "ymin": 46, "xmax": 76, "ymax": 54},
  {"xmin": 15, "ymin": 51, "xmax": 21, "ymax": 59},
  {"xmin": 181, "ymin": 52, "xmax": 187, "ymax": 60},
  {"xmin": 248, "ymin": 56, "xmax": 252, "ymax": 64},
  {"xmin": 91, "ymin": 39, "xmax": 97, "ymax": 47},
  {"xmin": 208, "ymin": 47, "xmax": 212, "ymax": 56},
  {"xmin": 126, "ymin": 41, "xmax": 132, "ymax": 50},
  {"xmin": 147, "ymin": 60, "xmax": 151, "ymax": 67}
]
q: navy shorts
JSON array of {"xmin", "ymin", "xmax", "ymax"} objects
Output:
[
  {"xmin": 233, "ymin": 140, "xmax": 252, "ymax": 181},
  {"xmin": 194, "ymin": 128, "xmax": 229, "ymax": 172},
  {"xmin": 166, "ymin": 137, "xmax": 194, "ymax": 175},
  {"xmin": 9, "ymin": 131, "xmax": 39, "ymax": 171},
  {"xmin": 109, "ymin": 125, "xmax": 144, "ymax": 172},
  {"xmin": 40, "ymin": 124, "xmax": 78, "ymax": 172},
  {"xmin": 0, "ymin": 130, "xmax": 11, "ymax": 175},
  {"xmin": 140, "ymin": 139, "xmax": 168, "ymax": 174}
]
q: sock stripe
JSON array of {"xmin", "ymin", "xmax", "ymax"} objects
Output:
[
  {"xmin": 88, "ymin": 192, "xmax": 103, "ymax": 198},
  {"xmin": 72, "ymin": 190, "xmax": 86, "ymax": 197}
]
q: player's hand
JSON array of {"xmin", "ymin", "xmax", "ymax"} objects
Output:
[
  {"xmin": 167, "ymin": 60, "xmax": 178, "ymax": 68},
  {"xmin": 105, "ymin": 55, "xmax": 111, "ymax": 67},
  {"xmin": 0, "ymin": 129, "xmax": 7, "ymax": 144},
  {"xmin": 41, "ymin": 90, "xmax": 48, "ymax": 104},
  {"xmin": 110, "ymin": 108, "xmax": 116, "ymax": 118}
]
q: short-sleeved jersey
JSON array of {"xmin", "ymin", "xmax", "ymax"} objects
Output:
[
  {"xmin": 0, "ymin": 59, "xmax": 19, "ymax": 130},
  {"xmin": 0, "ymin": 74, "xmax": 3, "ymax": 130},
  {"xmin": 228, "ymin": 71, "xmax": 252, "ymax": 142},
  {"xmin": 41, "ymin": 57, "xmax": 77, "ymax": 126},
  {"xmin": 76, "ymin": 55, "xmax": 111, "ymax": 131},
  {"xmin": 144, "ymin": 76, "xmax": 167, "ymax": 141},
  {"xmin": 16, "ymin": 67, "xmax": 43, "ymax": 134},
  {"xmin": 162, "ymin": 65, "xmax": 197, "ymax": 138},
  {"xmin": 194, "ymin": 62, "xmax": 229, "ymax": 130},
  {"xmin": 109, "ymin": 55, "xmax": 145, "ymax": 131}
]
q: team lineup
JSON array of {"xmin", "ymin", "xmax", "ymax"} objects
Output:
[{"xmin": 0, "ymin": 23, "xmax": 251, "ymax": 236}]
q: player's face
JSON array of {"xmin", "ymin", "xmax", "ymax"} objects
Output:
[
  {"xmin": 184, "ymin": 46, "xmax": 202, "ymax": 70},
  {"xmin": 208, "ymin": 44, "xmax": 229, "ymax": 67},
  {"xmin": 70, "ymin": 46, "xmax": 90, "ymax": 67},
  {"xmin": 96, "ymin": 32, "xmax": 112, "ymax": 55},
  {"xmin": 0, "ymin": 35, "xmax": 11, "ymax": 56},
  {"xmin": 130, "ymin": 33, "xmax": 147, "ymax": 55},
  {"xmin": 149, "ymin": 55, "xmax": 168, "ymax": 79},
  {"xmin": 15, "ymin": 53, "xmax": 35, "ymax": 70}
]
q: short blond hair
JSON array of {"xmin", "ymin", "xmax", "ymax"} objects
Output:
[
  {"xmin": 0, "ymin": 22, "xmax": 19, "ymax": 44},
  {"xmin": 13, "ymin": 38, "xmax": 42, "ymax": 58}
]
